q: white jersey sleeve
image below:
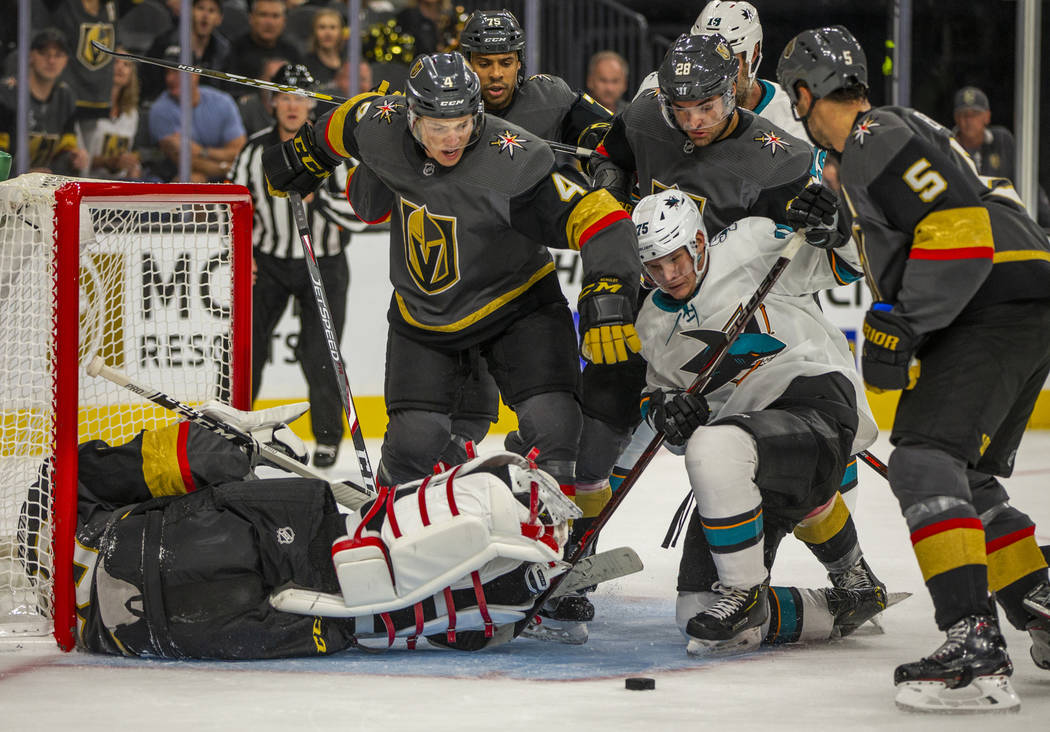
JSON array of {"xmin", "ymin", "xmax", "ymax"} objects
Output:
[
  {"xmin": 753, "ymin": 79, "xmax": 810, "ymax": 144},
  {"xmin": 635, "ymin": 217, "xmax": 877, "ymax": 454}
]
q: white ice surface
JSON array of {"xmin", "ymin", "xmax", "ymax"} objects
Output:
[{"xmin": 2, "ymin": 432, "xmax": 1049, "ymax": 731}]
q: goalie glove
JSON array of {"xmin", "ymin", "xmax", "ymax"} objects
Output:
[
  {"xmin": 200, "ymin": 401, "xmax": 310, "ymax": 464},
  {"xmin": 861, "ymin": 306, "xmax": 922, "ymax": 393},
  {"xmin": 645, "ymin": 389, "xmax": 710, "ymax": 447},
  {"xmin": 262, "ymin": 122, "xmax": 342, "ymax": 198},
  {"xmin": 577, "ymin": 276, "xmax": 641, "ymax": 365},
  {"xmin": 786, "ymin": 182, "xmax": 846, "ymax": 249}
]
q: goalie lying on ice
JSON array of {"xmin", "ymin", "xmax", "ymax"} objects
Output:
[{"xmin": 23, "ymin": 415, "xmax": 580, "ymax": 658}]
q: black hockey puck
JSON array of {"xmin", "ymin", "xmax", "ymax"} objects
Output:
[{"xmin": 625, "ymin": 677, "xmax": 656, "ymax": 691}]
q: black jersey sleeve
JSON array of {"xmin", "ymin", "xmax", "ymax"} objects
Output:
[
  {"xmin": 344, "ymin": 161, "xmax": 394, "ymax": 224},
  {"xmin": 510, "ymin": 163, "xmax": 639, "ymax": 294},
  {"xmin": 595, "ymin": 114, "xmax": 636, "ymax": 172},
  {"xmin": 316, "ymin": 91, "xmax": 400, "ymax": 160},
  {"xmin": 864, "ymin": 135, "xmax": 994, "ymax": 332},
  {"xmin": 559, "ymin": 91, "xmax": 613, "ymax": 147}
]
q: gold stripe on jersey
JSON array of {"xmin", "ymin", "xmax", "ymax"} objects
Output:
[
  {"xmin": 141, "ymin": 422, "xmax": 189, "ymax": 497},
  {"xmin": 912, "ymin": 523, "xmax": 987, "ymax": 582},
  {"xmin": 993, "ymin": 249, "xmax": 1050, "ymax": 264},
  {"xmin": 324, "ymin": 100, "xmax": 355, "ymax": 158},
  {"xmin": 564, "ymin": 189, "xmax": 625, "ymax": 251},
  {"xmin": 987, "ymin": 535, "xmax": 1048, "ymax": 593},
  {"xmin": 911, "ymin": 207, "xmax": 993, "ymax": 258},
  {"xmin": 395, "ymin": 262, "xmax": 555, "ymax": 332},
  {"xmin": 793, "ymin": 493, "xmax": 850, "ymax": 545}
]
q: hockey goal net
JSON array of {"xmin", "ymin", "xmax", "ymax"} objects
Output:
[{"xmin": 0, "ymin": 174, "xmax": 252, "ymax": 650}]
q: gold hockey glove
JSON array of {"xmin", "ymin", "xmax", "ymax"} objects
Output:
[{"xmin": 578, "ymin": 276, "xmax": 641, "ymax": 364}]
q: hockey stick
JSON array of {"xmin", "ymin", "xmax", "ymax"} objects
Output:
[
  {"xmin": 89, "ymin": 42, "xmax": 596, "ymax": 160},
  {"xmin": 287, "ymin": 191, "xmax": 377, "ymax": 493},
  {"xmin": 86, "ymin": 356, "xmax": 374, "ymax": 509},
  {"xmin": 857, "ymin": 449, "xmax": 888, "ymax": 479},
  {"xmin": 513, "ymin": 231, "xmax": 808, "ymax": 639}
]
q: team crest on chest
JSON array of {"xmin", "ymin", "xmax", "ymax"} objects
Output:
[
  {"xmin": 753, "ymin": 130, "xmax": 790, "ymax": 156},
  {"xmin": 490, "ymin": 130, "xmax": 527, "ymax": 158},
  {"xmin": 400, "ymin": 197, "xmax": 460, "ymax": 294},
  {"xmin": 77, "ymin": 23, "xmax": 115, "ymax": 70},
  {"xmin": 852, "ymin": 116, "xmax": 880, "ymax": 145},
  {"xmin": 651, "ymin": 179, "xmax": 706, "ymax": 215},
  {"xmin": 371, "ymin": 100, "xmax": 401, "ymax": 124}
]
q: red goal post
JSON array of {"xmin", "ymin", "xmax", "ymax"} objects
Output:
[{"xmin": 0, "ymin": 174, "xmax": 252, "ymax": 650}]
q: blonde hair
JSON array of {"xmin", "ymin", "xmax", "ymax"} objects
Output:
[
  {"xmin": 114, "ymin": 53, "xmax": 140, "ymax": 116},
  {"xmin": 308, "ymin": 8, "xmax": 345, "ymax": 55}
]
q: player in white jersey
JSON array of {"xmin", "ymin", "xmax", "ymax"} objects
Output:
[
  {"xmin": 629, "ymin": 189, "xmax": 880, "ymax": 655},
  {"xmin": 633, "ymin": 1, "xmax": 807, "ymax": 141}
]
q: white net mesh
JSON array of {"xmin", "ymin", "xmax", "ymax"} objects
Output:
[{"xmin": 0, "ymin": 174, "xmax": 247, "ymax": 643}]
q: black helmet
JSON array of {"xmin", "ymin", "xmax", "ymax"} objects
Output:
[
  {"xmin": 458, "ymin": 9, "xmax": 525, "ymax": 55},
  {"xmin": 776, "ymin": 26, "xmax": 868, "ymax": 106},
  {"xmin": 271, "ymin": 62, "xmax": 318, "ymax": 92},
  {"xmin": 406, "ymin": 53, "xmax": 484, "ymax": 144},
  {"xmin": 656, "ymin": 34, "xmax": 739, "ymax": 131},
  {"xmin": 458, "ymin": 9, "xmax": 526, "ymax": 85}
]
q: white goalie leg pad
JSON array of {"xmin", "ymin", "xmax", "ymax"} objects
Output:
[
  {"xmin": 685, "ymin": 425, "xmax": 766, "ymax": 589},
  {"xmin": 894, "ymin": 675, "xmax": 1021, "ymax": 714},
  {"xmin": 332, "ymin": 452, "xmax": 570, "ymax": 616}
]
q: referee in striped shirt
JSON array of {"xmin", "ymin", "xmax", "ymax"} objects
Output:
[{"xmin": 229, "ymin": 63, "xmax": 363, "ymax": 467}]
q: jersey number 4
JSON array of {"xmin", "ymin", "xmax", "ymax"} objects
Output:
[{"xmin": 552, "ymin": 171, "xmax": 587, "ymax": 202}]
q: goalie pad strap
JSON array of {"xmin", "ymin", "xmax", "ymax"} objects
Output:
[
  {"xmin": 386, "ymin": 481, "xmax": 402, "ymax": 538},
  {"xmin": 444, "ymin": 587, "xmax": 457, "ymax": 644},
  {"xmin": 418, "ymin": 475, "xmax": 433, "ymax": 525},
  {"xmin": 445, "ymin": 465, "xmax": 463, "ymax": 516},
  {"xmin": 471, "ymin": 570, "xmax": 494, "ymax": 638}
]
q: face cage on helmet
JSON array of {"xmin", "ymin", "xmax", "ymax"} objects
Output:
[
  {"xmin": 658, "ymin": 85, "xmax": 737, "ymax": 134},
  {"xmin": 407, "ymin": 105, "xmax": 484, "ymax": 151}
]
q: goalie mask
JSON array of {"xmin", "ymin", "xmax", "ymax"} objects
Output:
[
  {"xmin": 406, "ymin": 52, "xmax": 484, "ymax": 153},
  {"xmin": 657, "ymin": 34, "xmax": 739, "ymax": 135},
  {"xmin": 632, "ymin": 189, "xmax": 709, "ymax": 297},
  {"xmin": 692, "ymin": 2, "xmax": 763, "ymax": 92},
  {"xmin": 776, "ymin": 26, "xmax": 868, "ymax": 109}
]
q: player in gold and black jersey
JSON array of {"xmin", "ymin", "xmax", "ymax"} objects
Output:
[
  {"xmin": 779, "ymin": 25, "xmax": 1050, "ymax": 713},
  {"xmin": 262, "ymin": 53, "xmax": 640, "ymax": 518}
]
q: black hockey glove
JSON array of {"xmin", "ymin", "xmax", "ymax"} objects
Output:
[
  {"xmin": 787, "ymin": 183, "xmax": 846, "ymax": 249},
  {"xmin": 861, "ymin": 307, "xmax": 922, "ymax": 393},
  {"xmin": 646, "ymin": 389, "xmax": 710, "ymax": 447},
  {"xmin": 588, "ymin": 156, "xmax": 631, "ymax": 206},
  {"xmin": 578, "ymin": 276, "xmax": 641, "ymax": 365},
  {"xmin": 262, "ymin": 123, "xmax": 342, "ymax": 198}
]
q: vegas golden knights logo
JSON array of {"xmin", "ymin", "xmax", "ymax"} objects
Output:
[
  {"xmin": 78, "ymin": 23, "xmax": 115, "ymax": 71},
  {"xmin": 400, "ymin": 198, "xmax": 460, "ymax": 294}
]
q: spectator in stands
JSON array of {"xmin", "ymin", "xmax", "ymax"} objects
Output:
[
  {"xmin": 80, "ymin": 51, "xmax": 142, "ymax": 179},
  {"xmin": 228, "ymin": 0, "xmax": 304, "ymax": 80},
  {"xmin": 237, "ymin": 55, "xmax": 290, "ymax": 137},
  {"xmin": 396, "ymin": 0, "xmax": 460, "ymax": 58},
  {"xmin": 142, "ymin": 0, "xmax": 232, "ymax": 102},
  {"xmin": 586, "ymin": 50, "xmax": 629, "ymax": 114},
  {"xmin": 951, "ymin": 85, "xmax": 1050, "ymax": 229},
  {"xmin": 0, "ymin": 28, "xmax": 88, "ymax": 175},
  {"xmin": 303, "ymin": 7, "xmax": 346, "ymax": 87},
  {"xmin": 326, "ymin": 58, "xmax": 374, "ymax": 99},
  {"xmin": 37, "ymin": 0, "xmax": 118, "ymax": 123},
  {"xmin": 147, "ymin": 49, "xmax": 245, "ymax": 182}
]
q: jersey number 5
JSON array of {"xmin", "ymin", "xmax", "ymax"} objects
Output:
[{"xmin": 903, "ymin": 158, "xmax": 947, "ymax": 202}]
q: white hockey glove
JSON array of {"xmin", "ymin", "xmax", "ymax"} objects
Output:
[{"xmin": 200, "ymin": 400, "xmax": 310, "ymax": 464}]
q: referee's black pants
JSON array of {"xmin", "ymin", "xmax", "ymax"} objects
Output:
[{"xmin": 252, "ymin": 250, "xmax": 349, "ymax": 447}]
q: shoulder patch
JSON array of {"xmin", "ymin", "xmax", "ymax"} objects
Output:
[
  {"xmin": 490, "ymin": 129, "xmax": 528, "ymax": 158},
  {"xmin": 527, "ymin": 73, "xmax": 555, "ymax": 83},
  {"xmin": 752, "ymin": 129, "xmax": 792, "ymax": 156},
  {"xmin": 370, "ymin": 99, "xmax": 404, "ymax": 124},
  {"xmin": 851, "ymin": 115, "xmax": 880, "ymax": 146}
]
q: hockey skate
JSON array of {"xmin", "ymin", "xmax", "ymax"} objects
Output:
[
  {"xmin": 829, "ymin": 557, "xmax": 887, "ymax": 633},
  {"xmin": 825, "ymin": 586, "xmax": 904, "ymax": 638},
  {"xmin": 1027, "ymin": 619, "xmax": 1050, "ymax": 670},
  {"xmin": 1022, "ymin": 579, "xmax": 1050, "ymax": 621},
  {"xmin": 893, "ymin": 615, "xmax": 1020, "ymax": 714},
  {"xmin": 685, "ymin": 582, "xmax": 768, "ymax": 656},
  {"xmin": 521, "ymin": 593, "xmax": 594, "ymax": 645}
]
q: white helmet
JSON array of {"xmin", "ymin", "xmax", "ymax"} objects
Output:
[
  {"xmin": 632, "ymin": 189, "xmax": 708, "ymax": 291},
  {"xmin": 692, "ymin": 1, "xmax": 763, "ymax": 86}
]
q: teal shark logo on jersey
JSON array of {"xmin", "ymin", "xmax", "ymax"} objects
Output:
[{"xmin": 678, "ymin": 329, "xmax": 785, "ymax": 393}]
